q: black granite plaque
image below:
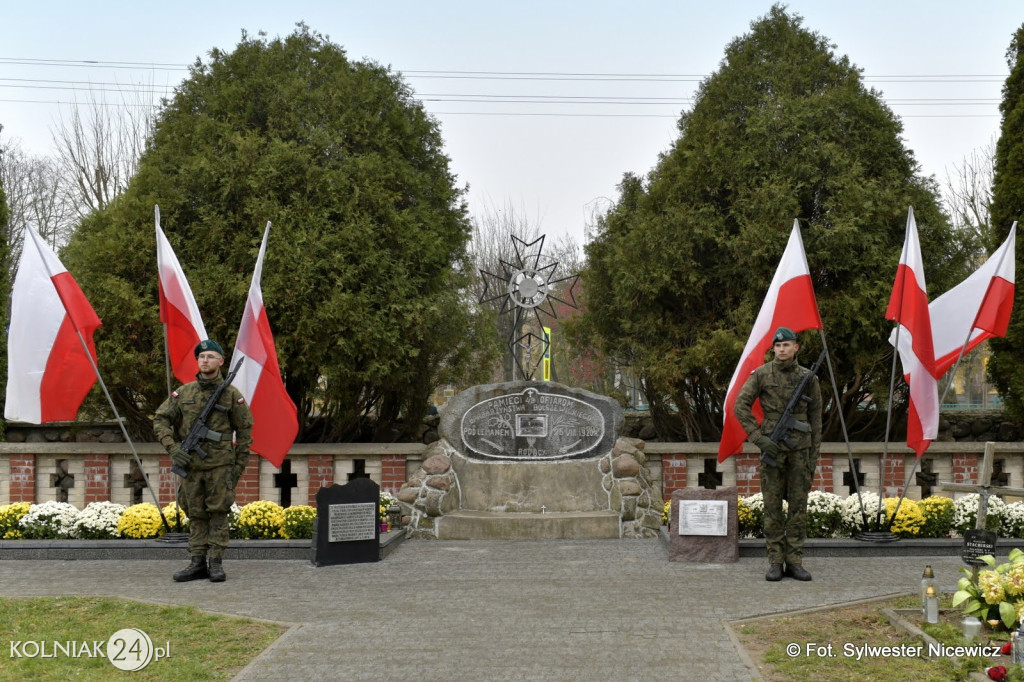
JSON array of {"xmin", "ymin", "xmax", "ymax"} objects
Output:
[
  {"xmin": 311, "ymin": 478, "xmax": 380, "ymax": 567},
  {"xmin": 961, "ymin": 529, "xmax": 998, "ymax": 567}
]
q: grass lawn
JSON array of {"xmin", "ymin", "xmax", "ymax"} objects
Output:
[{"xmin": 0, "ymin": 596, "xmax": 287, "ymax": 681}]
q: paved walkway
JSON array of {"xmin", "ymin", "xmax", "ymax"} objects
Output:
[{"xmin": 0, "ymin": 540, "xmax": 969, "ymax": 680}]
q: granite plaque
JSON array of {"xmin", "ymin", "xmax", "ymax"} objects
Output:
[
  {"xmin": 961, "ymin": 529, "xmax": 998, "ymax": 567},
  {"xmin": 678, "ymin": 500, "xmax": 729, "ymax": 536},
  {"xmin": 312, "ymin": 478, "xmax": 380, "ymax": 567},
  {"xmin": 440, "ymin": 381, "xmax": 622, "ymax": 461},
  {"xmin": 328, "ymin": 503, "xmax": 377, "ymax": 542},
  {"xmin": 668, "ymin": 488, "xmax": 739, "ymax": 563}
]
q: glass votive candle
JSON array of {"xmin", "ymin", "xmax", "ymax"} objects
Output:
[{"xmin": 962, "ymin": 616, "xmax": 982, "ymax": 643}]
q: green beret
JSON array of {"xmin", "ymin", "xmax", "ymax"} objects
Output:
[
  {"xmin": 772, "ymin": 327, "xmax": 797, "ymax": 343},
  {"xmin": 194, "ymin": 339, "xmax": 225, "ymax": 358}
]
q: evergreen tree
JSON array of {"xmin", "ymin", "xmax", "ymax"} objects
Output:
[
  {"xmin": 62, "ymin": 26, "xmax": 497, "ymax": 440},
  {"xmin": 573, "ymin": 6, "xmax": 967, "ymax": 441},
  {"xmin": 987, "ymin": 23, "xmax": 1024, "ymax": 419}
]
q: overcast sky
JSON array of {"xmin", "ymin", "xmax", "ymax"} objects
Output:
[{"xmin": 1, "ymin": 1, "xmax": 1020, "ymax": 244}]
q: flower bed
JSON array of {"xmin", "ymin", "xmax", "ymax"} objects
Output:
[
  {"xmin": 0, "ymin": 491, "xmax": 400, "ymax": 541},
  {"xmin": 736, "ymin": 491, "xmax": 1018, "ymax": 539}
]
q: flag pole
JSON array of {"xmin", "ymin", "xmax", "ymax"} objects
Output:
[
  {"xmin": 817, "ymin": 329, "xmax": 869, "ymax": 529},
  {"xmin": 155, "ymin": 204, "xmax": 185, "ymax": 534},
  {"xmin": 27, "ymin": 234, "xmax": 171, "ymax": 533},
  {"xmin": 877, "ymin": 220, "xmax": 913, "ymax": 534}
]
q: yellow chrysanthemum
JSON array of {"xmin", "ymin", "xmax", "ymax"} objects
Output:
[{"xmin": 980, "ymin": 570, "xmax": 1007, "ymax": 605}]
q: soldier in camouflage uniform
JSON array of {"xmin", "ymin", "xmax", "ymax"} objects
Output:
[
  {"xmin": 154, "ymin": 340, "xmax": 253, "ymax": 583},
  {"xmin": 734, "ymin": 327, "xmax": 822, "ymax": 582}
]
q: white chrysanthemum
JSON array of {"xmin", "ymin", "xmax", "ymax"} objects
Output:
[
  {"xmin": 73, "ymin": 501, "xmax": 126, "ymax": 539},
  {"xmin": 953, "ymin": 493, "xmax": 1005, "ymax": 534},
  {"xmin": 19, "ymin": 501, "xmax": 80, "ymax": 538}
]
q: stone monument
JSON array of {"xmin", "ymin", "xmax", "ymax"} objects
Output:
[
  {"xmin": 397, "ymin": 380, "xmax": 663, "ymax": 540},
  {"xmin": 397, "ymin": 233, "xmax": 662, "ymax": 540}
]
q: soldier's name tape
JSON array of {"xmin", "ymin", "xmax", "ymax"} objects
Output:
[{"xmin": 10, "ymin": 628, "xmax": 167, "ymax": 671}]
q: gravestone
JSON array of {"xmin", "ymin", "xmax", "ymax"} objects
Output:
[
  {"xmin": 311, "ymin": 478, "xmax": 380, "ymax": 567},
  {"xmin": 667, "ymin": 487, "xmax": 739, "ymax": 563}
]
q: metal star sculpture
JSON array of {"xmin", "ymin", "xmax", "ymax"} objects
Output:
[{"xmin": 479, "ymin": 235, "xmax": 581, "ymax": 380}]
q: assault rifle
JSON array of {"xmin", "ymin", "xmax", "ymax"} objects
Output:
[
  {"xmin": 763, "ymin": 349, "xmax": 827, "ymax": 468},
  {"xmin": 171, "ymin": 357, "xmax": 245, "ymax": 478}
]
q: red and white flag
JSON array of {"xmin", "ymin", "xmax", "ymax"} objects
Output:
[
  {"xmin": 885, "ymin": 207, "xmax": 938, "ymax": 457},
  {"xmin": 5, "ymin": 227, "xmax": 102, "ymax": 423},
  {"xmin": 927, "ymin": 222, "xmax": 1016, "ymax": 377},
  {"xmin": 230, "ymin": 223, "xmax": 298, "ymax": 467},
  {"xmin": 156, "ymin": 205, "xmax": 208, "ymax": 385},
  {"xmin": 718, "ymin": 220, "xmax": 823, "ymax": 462}
]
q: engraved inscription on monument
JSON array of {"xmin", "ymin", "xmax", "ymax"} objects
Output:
[
  {"xmin": 678, "ymin": 500, "xmax": 728, "ymax": 537},
  {"xmin": 460, "ymin": 387, "xmax": 604, "ymax": 460},
  {"xmin": 328, "ymin": 502, "xmax": 377, "ymax": 543}
]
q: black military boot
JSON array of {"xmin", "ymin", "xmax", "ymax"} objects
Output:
[
  {"xmin": 765, "ymin": 563, "xmax": 784, "ymax": 581},
  {"xmin": 208, "ymin": 557, "xmax": 226, "ymax": 582},
  {"xmin": 785, "ymin": 563, "xmax": 812, "ymax": 581},
  {"xmin": 173, "ymin": 555, "xmax": 208, "ymax": 582}
]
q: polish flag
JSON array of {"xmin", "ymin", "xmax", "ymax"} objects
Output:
[
  {"xmin": 230, "ymin": 223, "xmax": 298, "ymax": 467},
  {"xmin": 155, "ymin": 205, "xmax": 208, "ymax": 385},
  {"xmin": 886, "ymin": 207, "xmax": 938, "ymax": 457},
  {"xmin": 718, "ymin": 220, "xmax": 823, "ymax": 462},
  {"xmin": 927, "ymin": 223, "xmax": 1016, "ymax": 377},
  {"xmin": 5, "ymin": 227, "xmax": 102, "ymax": 423}
]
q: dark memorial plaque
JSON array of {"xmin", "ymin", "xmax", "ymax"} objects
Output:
[
  {"xmin": 962, "ymin": 529, "xmax": 998, "ymax": 567},
  {"xmin": 312, "ymin": 478, "xmax": 380, "ymax": 567},
  {"xmin": 440, "ymin": 381, "xmax": 622, "ymax": 461}
]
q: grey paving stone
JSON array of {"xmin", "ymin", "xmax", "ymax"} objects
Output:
[{"xmin": 0, "ymin": 539, "xmax": 969, "ymax": 680}]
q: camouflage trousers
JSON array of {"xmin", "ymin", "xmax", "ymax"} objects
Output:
[
  {"xmin": 760, "ymin": 447, "xmax": 817, "ymax": 566},
  {"xmin": 177, "ymin": 466, "xmax": 236, "ymax": 560}
]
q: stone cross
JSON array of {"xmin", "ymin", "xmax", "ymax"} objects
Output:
[
  {"xmin": 915, "ymin": 458, "xmax": 937, "ymax": 498},
  {"xmin": 123, "ymin": 463, "xmax": 147, "ymax": 505},
  {"xmin": 843, "ymin": 458, "xmax": 865, "ymax": 496},
  {"xmin": 50, "ymin": 459, "xmax": 75, "ymax": 503},
  {"xmin": 274, "ymin": 459, "xmax": 298, "ymax": 507},
  {"xmin": 697, "ymin": 458, "xmax": 722, "ymax": 490}
]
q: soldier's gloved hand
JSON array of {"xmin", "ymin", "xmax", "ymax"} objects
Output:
[
  {"xmin": 170, "ymin": 447, "xmax": 191, "ymax": 469},
  {"xmin": 754, "ymin": 436, "xmax": 779, "ymax": 459}
]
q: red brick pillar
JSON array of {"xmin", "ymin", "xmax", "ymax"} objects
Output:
[
  {"xmin": 812, "ymin": 453, "xmax": 833, "ymax": 493},
  {"xmin": 734, "ymin": 452, "xmax": 761, "ymax": 496},
  {"xmin": 83, "ymin": 453, "xmax": 110, "ymax": 504},
  {"xmin": 9, "ymin": 453, "xmax": 35, "ymax": 503},
  {"xmin": 883, "ymin": 454, "xmax": 906, "ymax": 497},
  {"xmin": 158, "ymin": 453, "xmax": 176, "ymax": 506},
  {"xmin": 234, "ymin": 465, "xmax": 260, "ymax": 505},
  {"xmin": 307, "ymin": 454, "xmax": 334, "ymax": 508},
  {"xmin": 381, "ymin": 454, "xmax": 406, "ymax": 493},
  {"xmin": 951, "ymin": 451, "xmax": 979, "ymax": 485},
  {"xmin": 662, "ymin": 454, "xmax": 687, "ymax": 498}
]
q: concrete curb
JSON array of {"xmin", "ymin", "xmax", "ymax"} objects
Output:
[{"xmin": 0, "ymin": 529, "xmax": 406, "ymax": 560}]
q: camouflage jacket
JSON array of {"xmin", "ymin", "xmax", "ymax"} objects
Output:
[
  {"xmin": 153, "ymin": 372, "xmax": 253, "ymax": 472},
  {"xmin": 734, "ymin": 357, "xmax": 822, "ymax": 451}
]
